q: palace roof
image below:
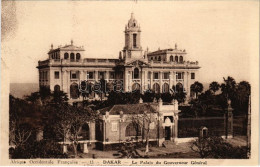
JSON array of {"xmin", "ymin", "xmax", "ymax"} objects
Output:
[{"xmin": 99, "ymin": 103, "xmax": 158, "ymax": 115}]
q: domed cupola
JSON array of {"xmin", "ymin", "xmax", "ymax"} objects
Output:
[{"xmin": 126, "ymin": 13, "xmax": 140, "ymax": 31}]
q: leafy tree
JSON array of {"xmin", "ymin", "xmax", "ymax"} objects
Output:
[
  {"xmin": 50, "ymin": 104, "xmax": 98, "ymax": 157},
  {"xmin": 209, "ymin": 81, "xmax": 220, "ymax": 95},
  {"xmin": 129, "ymin": 110, "xmax": 155, "ymax": 156},
  {"xmin": 190, "ymin": 81, "xmax": 204, "ymax": 99}
]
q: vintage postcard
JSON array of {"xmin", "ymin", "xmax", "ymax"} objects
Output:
[{"xmin": 1, "ymin": 0, "xmax": 259, "ymax": 166}]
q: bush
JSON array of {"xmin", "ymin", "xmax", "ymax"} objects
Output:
[
  {"xmin": 10, "ymin": 140, "xmax": 68, "ymax": 159},
  {"xmin": 191, "ymin": 136, "xmax": 248, "ymax": 159}
]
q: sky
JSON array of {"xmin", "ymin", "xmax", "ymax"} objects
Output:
[{"xmin": 2, "ymin": 1, "xmax": 259, "ymax": 87}]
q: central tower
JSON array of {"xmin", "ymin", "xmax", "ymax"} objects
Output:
[{"xmin": 122, "ymin": 13, "xmax": 143, "ymax": 61}]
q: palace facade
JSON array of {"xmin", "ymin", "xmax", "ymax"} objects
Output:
[{"xmin": 37, "ymin": 13, "xmax": 200, "ymax": 103}]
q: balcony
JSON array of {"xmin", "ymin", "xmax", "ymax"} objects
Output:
[
  {"xmin": 38, "ymin": 58, "xmax": 117, "ymax": 67},
  {"xmin": 149, "ymin": 60, "xmax": 199, "ymax": 69}
]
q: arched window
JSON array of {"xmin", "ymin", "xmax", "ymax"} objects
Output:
[
  {"xmin": 70, "ymin": 53, "xmax": 75, "ymax": 60},
  {"xmin": 133, "ymin": 68, "xmax": 139, "ymax": 79},
  {"xmin": 175, "ymin": 83, "xmax": 183, "ymax": 92},
  {"xmin": 170, "ymin": 56, "xmax": 174, "ymax": 62},
  {"xmin": 153, "ymin": 83, "xmax": 160, "ymax": 94},
  {"xmin": 70, "ymin": 83, "xmax": 79, "ymax": 99},
  {"xmin": 175, "ymin": 56, "xmax": 178, "ymax": 62},
  {"xmin": 190, "ymin": 85, "xmax": 195, "ymax": 98},
  {"xmin": 80, "ymin": 123, "xmax": 90, "ymax": 140},
  {"xmin": 132, "ymin": 83, "xmax": 140, "ymax": 92},
  {"xmin": 158, "ymin": 56, "xmax": 161, "ymax": 61},
  {"xmin": 54, "ymin": 85, "xmax": 60, "ymax": 92},
  {"xmin": 64, "ymin": 53, "xmax": 69, "ymax": 59},
  {"xmin": 162, "ymin": 83, "xmax": 169, "ymax": 93},
  {"xmin": 151, "ymin": 57, "xmax": 153, "ymax": 60},
  {"xmin": 179, "ymin": 56, "xmax": 183, "ymax": 63},
  {"xmin": 125, "ymin": 123, "xmax": 141, "ymax": 137},
  {"xmin": 76, "ymin": 53, "xmax": 81, "ymax": 60}
]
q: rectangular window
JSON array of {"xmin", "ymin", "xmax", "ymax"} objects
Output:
[
  {"xmin": 71, "ymin": 71, "xmax": 78, "ymax": 79},
  {"xmin": 109, "ymin": 72, "xmax": 115, "ymax": 79},
  {"xmin": 163, "ymin": 72, "xmax": 169, "ymax": 79},
  {"xmin": 111, "ymin": 122, "xmax": 118, "ymax": 132},
  {"xmin": 99, "ymin": 72, "xmax": 105, "ymax": 80},
  {"xmin": 191, "ymin": 73, "xmax": 195, "ymax": 79},
  {"xmin": 54, "ymin": 71, "xmax": 59, "ymax": 79},
  {"xmin": 154, "ymin": 72, "xmax": 159, "ymax": 79},
  {"xmin": 177, "ymin": 72, "xmax": 183, "ymax": 79},
  {"xmin": 88, "ymin": 72, "xmax": 94, "ymax": 79}
]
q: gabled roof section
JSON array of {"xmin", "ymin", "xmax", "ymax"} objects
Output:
[
  {"xmin": 48, "ymin": 41, "xmax": 85, "ymax": 54},
  {"xmin": 99, "ymin": 103, "xmax": 158, "ymax": 115}
]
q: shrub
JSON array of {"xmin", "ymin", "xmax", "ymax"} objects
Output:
[{"xmin": 10, "ymin": 140, "xmax": 68, "ymax": 159}]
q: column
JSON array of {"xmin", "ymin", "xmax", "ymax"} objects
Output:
[
  {"xmin": 141, "ymin": 70, "xmax": 145, "ymax": 93},
  {"xmin": 79, "ymin": 70, "xmax": 84, "ymax": 82},
  {"xmin": 67, "ymin": 70, "xmax": 70, "ymax": 98},
  {"xmin": 182, "ymin": 72, "xmax": 186, "ymax": 92},
  {"xmin": 173, "ymin": 72, "xmax": 176, "ymax": 88},
  {"xmin": 150, "ymin": 71, "xmax": 153, "ymax": 91},
  {"xmin": 124, "ymin": 70, "xmax": 128, "ymax": 92},
  {"xmin": 84, "ymin": 70, "xmax": 87, "ymax": 80},
  {"xmin": 106, "ymin": 70, "xmax": 109, "ymax": 82},
  {"xmin": 144, "ymin": 70, "xmax": 147, "ymax": 92},
  {"xmin": 95, "ymin": 70, "xmax": 98, "ymax": 81},
  {"xmin": 129, "ymin": 70, "xmax": 132, "ymax": 92},
  {"xmin": 83, "ymin": 143, "xmax": 89, "ymax": 153},
  {"xmin": 169, "ymin": 71, "xmax": 173, "ymax": 92},
  {"xmin": 159, "ymin": 71, "xmax": 163, "ymax": 93},
  {"xmin": 186, "ymin": 72, "xmax": 190, "ymax": 100}
]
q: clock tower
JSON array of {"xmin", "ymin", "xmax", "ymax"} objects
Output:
[{"xmin": 122, "ymin": 13, "xmax": 143, "ymax": 62}]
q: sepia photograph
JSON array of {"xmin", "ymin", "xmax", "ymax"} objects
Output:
[{"xmin": 1, "ymin": 0, "xmax": 259, "ymax": 166}]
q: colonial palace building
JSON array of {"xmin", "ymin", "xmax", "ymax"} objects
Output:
[{"xmin": 37, "ymin": 13, "xmax": 200, "ymax": 103}]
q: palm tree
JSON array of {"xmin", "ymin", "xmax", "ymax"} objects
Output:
[
  {"xmin": 209, "ymin": 81, "xmax": 220, "ymax": 95},
  {"xmin": 220, "ymin": 76, "xmax": 236, "ymax": 100},
  {"xmin": 236, "ymin": 81, "xmax": 251, "ymax": 105},
  {"xmin": 190, "ymin": 81, "xmax": 204, "ymax": 99}
]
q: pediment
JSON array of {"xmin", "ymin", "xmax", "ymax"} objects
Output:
[{"xmin": 125, "ymin": 59, "xmax": 149, "ymax": 67}]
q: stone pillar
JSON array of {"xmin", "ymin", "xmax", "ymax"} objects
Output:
[
  {"xmin": 169, "ymin": 71, "xmax": 173, "ymax": 92},
  {"xmin": 186, "ymin": 72, "xmax": 190, "ymax": 102},
  {"xmin": 144, "ymin": 70, "xmax": 147, "ymax": 91},
  {"xmin": 63, "ymin": 145, "xmax": 68, "ymax": 154},
  {"xmin": 124, "ymin": 70, "xmax": 128, "ymax": 92},
  {"xmin": 129, "ymin": 70, "xmax": 132, "ymax": 92},
  {"xmin": 159, "ymin": 71, "xmax": 163, "ymax": 93},
  {"xmin": 79, "ymin": 70, "xmax": 84, "ymax": 82},
  {"xmin": 173, "ymin": 72, "xmax": 176, "ymax": 89},
  {"xmin": 67, "ymin": 70, "xmax": 70, "ymax": 98},
  {"xmin": 36, "ymin": 129, "xmax": 43, "ymax": 141},
  {"xmin": 174, "ymin": 114, "xmax": 178, "ymax": 140},
  {"xmin": 106, "ymin": 70, "xmax": 109, "ymax": 82},
  {"xmin": 141, "ymin": 70, "xmax": 145, "ymax": 93},
  {"xmin": 95, "ymin": 70, "xmax": 98, "ymax": 81},
  {"xmin": 225, "ymin": 100, "xmax": 234, "ymax": 138},
  {"xmin": 89, "ymin": 121, "xmax": 96, "ymax": 141},
  {"xmin": 150, "ymin": 71, "xmax": 153, "ymax": 91},
  {"xmin": 83, "ymin": 143, "xmax": 89, "ymax": 153}
]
